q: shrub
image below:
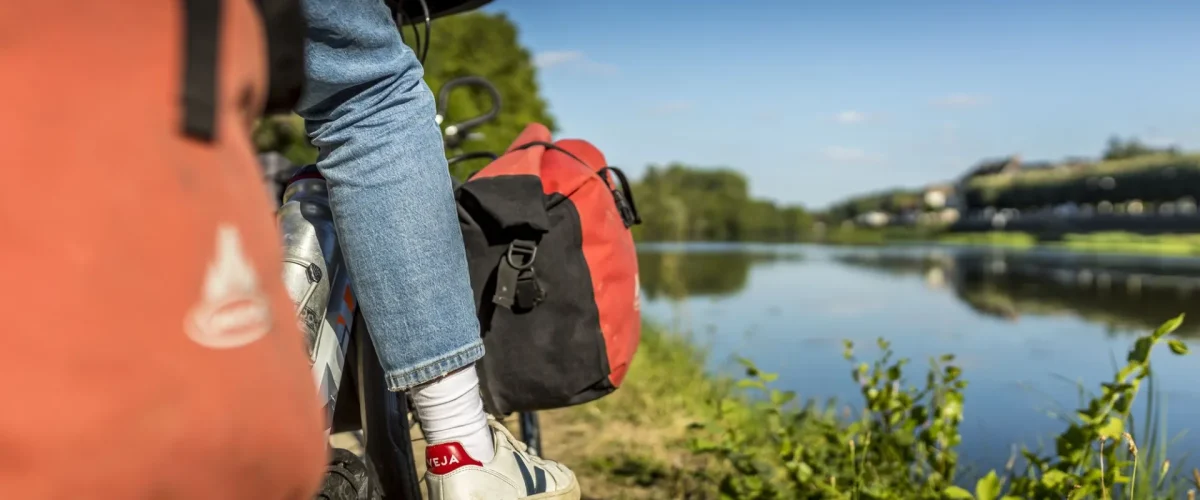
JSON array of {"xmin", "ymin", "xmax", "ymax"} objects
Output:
[{"xmin": 687, "ymin": 315, "xmax": 1192, "ymax": 499}]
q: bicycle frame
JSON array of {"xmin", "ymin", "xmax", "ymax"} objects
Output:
[{"xmin": 278, "ymin": 168, "xmax": 423, "ymax": 498}]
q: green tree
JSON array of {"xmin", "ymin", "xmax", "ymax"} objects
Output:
[
  {"xmin": 254, "ymin": 12, "xmax": 556, "ymax": 180},
  {"xmin": 404, "ymin": 12, "xmax": 556, "ymax": 178},
  {"xmin": 252, "ymin": 114, "xmax": 315, "ymax": 166},
  {"xmin": 1103, "ymin": 135, "xmax": 1179, "ymax": 160},
  {"xmin": 825, "ymin": 188, "xmax": 925, "ymax": 223},
  {"xmin": 631, "ymin": 164, "xmax": 816, "ymax": 243},
  {"xmin": 635, "ymin": 164, "xmax": 751, "ymax": 241}
]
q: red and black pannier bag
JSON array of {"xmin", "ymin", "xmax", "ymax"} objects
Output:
[{"xmin": 456, "ymin": 123, "xmax": 643, "ymax": 415}]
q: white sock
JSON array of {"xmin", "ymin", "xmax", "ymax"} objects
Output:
[{"xmin": 412, "ymin": 366, "xmax": 495, "ymax": 462}]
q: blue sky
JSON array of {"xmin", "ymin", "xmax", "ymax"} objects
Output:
[{"xmin": 485, "ymin": 0, "xmax": 1200, "ymax": 208}]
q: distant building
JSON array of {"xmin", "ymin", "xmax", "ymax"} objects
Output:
[
  {"xmin": 962, "ymin": 155, "xmax": 1023, "ymax": 179},
  {"xmin": 856, "ymin": 211, "xmax": 890, "ymax": 228},
  {"xmin": 923, "ymin": 184, "xmax": 954, "ymax": 209},
  {"xmin": 947, "ymin": 155, "xmax": 1023, "ymax": 211}
]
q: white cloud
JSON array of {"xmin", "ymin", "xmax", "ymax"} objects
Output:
[
  {"xmin": 532, "ymin": 50, "xmax": 583, "ymax": 68},
  {"xmin": 646, "ymin": 100, "xmax": 694, "ymax": 116},
  {"xmin": 931, "ymin": 93, "xmax": 989, "ymax": 109},
  {"xmin": 833, "ymin": 110, "xmax": 870, "ymax": 124},
  {"xmin": 533, "ymin": 50, "xmax": 619, "ymax": 75},
  {"xmin": 823, "ymin": 146, "xmax": 880, "ymax": 163}
]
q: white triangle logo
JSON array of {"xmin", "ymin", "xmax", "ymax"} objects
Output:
[
  {"xmin": 185, "ymin": 224, "xmax": 273, "ymax": 349},
  {"xmin": 633, "ymin": 272, "xmax": 641, "ymax": 312}
]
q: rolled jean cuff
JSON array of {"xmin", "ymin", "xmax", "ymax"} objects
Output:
[{"xmin": 384, "ymin": 340, "xmax": 485, "ymax": 392}]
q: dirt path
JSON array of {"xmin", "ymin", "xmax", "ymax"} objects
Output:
[
  {"xmin": 327, "ymin": 406, "xmax": 695, "ymax": 499},
  {"xmin": 325, "ymin": 328, "xmax": 715, "ymax": 498}
]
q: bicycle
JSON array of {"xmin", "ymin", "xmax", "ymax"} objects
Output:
[{"xmin": 264, "ymin": 74, "xmax": 542, "ymax": 499}]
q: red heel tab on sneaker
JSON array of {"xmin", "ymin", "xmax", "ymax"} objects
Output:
[{"xmin": 425, "ymin": 442, "xmax": 483, "ymax": 475}]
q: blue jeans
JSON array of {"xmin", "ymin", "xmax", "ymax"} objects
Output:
[{"xmin": 296, "ymin": 0, "xmax": 483, "ymax": 391}]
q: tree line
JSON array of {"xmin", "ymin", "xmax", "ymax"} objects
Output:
[
  {"xmin": 825, "ymin": 135, "xmax": 1188, "ymax": 222},
  {"xmin": 630, "ymin": 164, "xmax": 816, "ymax": 242}
]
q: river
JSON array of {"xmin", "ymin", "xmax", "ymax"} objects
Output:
[{"xmin": 636, "ymin": 242, "xmax": 1200, "ymax": 475}]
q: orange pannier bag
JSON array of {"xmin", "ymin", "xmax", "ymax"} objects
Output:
[
  {"xmin": 0, "ymin": 0, "xmax": 325, "ymax": 498},
  {"xmin": 457, "ymin": 124, "xmax": 643, "ymax": 416}
]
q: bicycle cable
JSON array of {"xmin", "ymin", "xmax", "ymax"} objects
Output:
[
  {"xmin": 416, "ymin": 0, "xmax": 431, "ymax": 64},
  {"xmin": 394, "ymin": 0, "xmax": 433, "ymax": 65}
]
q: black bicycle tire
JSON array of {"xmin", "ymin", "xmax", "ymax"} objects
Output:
[
  {"xmin": 317, "ymin": 448, "xmax": 379, "ymax": 500},
  {"xmin": 354, "ymin": 309, "xmax": 424, "ymax": 499}
]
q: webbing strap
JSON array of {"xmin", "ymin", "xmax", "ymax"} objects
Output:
[{"xmin": 181, "ymin": 0, "xmax": 221, "ymax": 142}]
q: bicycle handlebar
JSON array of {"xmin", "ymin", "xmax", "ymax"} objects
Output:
[
  {"xmin": 389, "ymin": 0, "xmax": 493, "ymax": 26},
  {"xmin": 436, "ymin": 76, "xmax": 501, "ymax": 148}
]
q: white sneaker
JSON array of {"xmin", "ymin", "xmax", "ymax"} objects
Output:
[{"xmin": 424, "ymin": 417, "xmax": 580, "ymax": 499}]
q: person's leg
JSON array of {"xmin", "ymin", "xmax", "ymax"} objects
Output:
[
  {"xmin": 295, "ymin": 0, "xmax": 494, "ymax": 458},
  {"xmin": 295, "ymin": 3, "xmax": 580, "ymax": 497}
]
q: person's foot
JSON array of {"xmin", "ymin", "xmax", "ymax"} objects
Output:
[{"xmin": 424, "ymin": 417, "xmax": 580, "ymax": 499}]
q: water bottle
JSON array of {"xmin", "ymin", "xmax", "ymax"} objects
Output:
[{"xmin": 276, "ymin": 166, "xmax": 354, "ymax": 427}]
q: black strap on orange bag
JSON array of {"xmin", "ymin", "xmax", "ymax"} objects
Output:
[
  {"xmin": 254, "ymin": 0, "xmax": 307, "ymax": 114},
  {"xmin": 180, "ymin": 0, "xmax": 306, "ymax": 143},
  {"xmin": 181, "ymin": 0, "xmax": 220, "ymax": 142}
]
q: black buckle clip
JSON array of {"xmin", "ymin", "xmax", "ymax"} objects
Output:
[{"xmin": 493, "ymin": 239, "xmax": 540, "ymax": 310}]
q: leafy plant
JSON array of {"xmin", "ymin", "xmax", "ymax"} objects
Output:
[
  {"xmin": 968, "ymin": 313, "xmax": 1191, "ymax": 500},
  {"xmin": 688, "ymin": 337, "xmax": 970, "ymax": 499},
  {"xmin": 687, "ymin": 315, "xmax": 1192, "ymax": 500}
]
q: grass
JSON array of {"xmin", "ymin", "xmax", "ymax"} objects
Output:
[
  {"xmin": 1058, "ymin": 232, "xmax": 1200, "ymax": 256},
  {"xmin": 821, "ymin": 226, "xmax": 1200, "ymax": 257},
  {"xmin": 821, "ymin": 225, "xmax": 943, "ymax": 246},
  {"xmin": 939, "ymin": 231, "xmax": 1200, "ymax": 256},
  {"xmin": 537, "ymin": 324, "xmax": 731, "ymax": 498},
  {"xmin": 940, "ymin": 231, "xmax": 1039, "ymax": 248},
  {"xmin": 329, "ymin": 324, "xmax": 728, "ymax": 498}
]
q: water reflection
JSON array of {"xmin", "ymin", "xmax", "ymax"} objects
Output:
[
  {"xmin": 834, "ymin": 248, "xmax": 1200, "ymax": 337},
  {"xmin": 634, "ymin": 243, "xmax": 1200, "ymax": 473},
  {"xmin": 638, "ymin": 243, "xmax": 1200, "ymax": 337},
  {"xmin": 637, "ymin": 246, "xmax": 800, "ymax": 300}
]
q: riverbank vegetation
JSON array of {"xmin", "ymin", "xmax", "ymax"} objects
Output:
[
  {"xmin": 548, "ymin": 317, "xmax": 1197, "ymax": 499},
  {"xmin": 940, "ymin": 231, "xmax": 1200, "ymax": 256},
  {"xmin": 964, "ymin": 153, "xmax": 1200, "ymax": 211},
  {"xmin": 812, "ymin": 228, "xmax": 1200, "ymax": 257},
  {"xmin": 826, "ymin": 138, "xmax": 1193, "ymax": 223},
  {"xmin": 624, "ymin": 161, "xmax": 1200, "ymax": 256}
]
